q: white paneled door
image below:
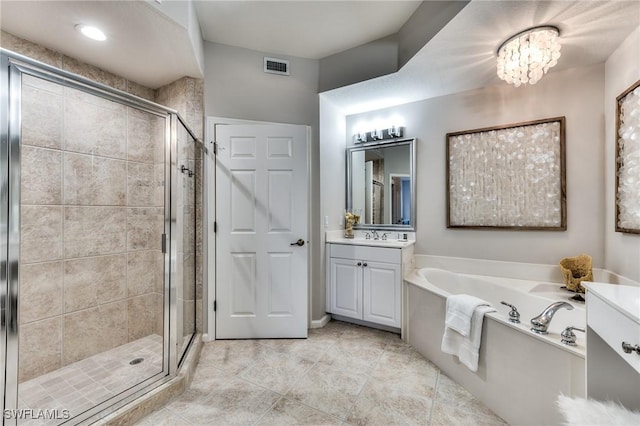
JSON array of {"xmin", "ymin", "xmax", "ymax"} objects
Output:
[{"xmin": 215, "ymin": 124, "xmax": 309, "ymax": 338}]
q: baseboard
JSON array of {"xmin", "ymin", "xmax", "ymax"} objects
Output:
[
  {"xmin": 330, "ymin": 314, "xmax": 401, "ymax": 334},
  {"xmin": 309, "ymin": 314, "xmax": 331, "ymax": 329}
]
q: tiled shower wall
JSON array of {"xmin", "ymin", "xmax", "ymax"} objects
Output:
[
  {"xmin": 1, "ymin": 31, "xmax": 205, "ymax": 380},
  {"xmin": 18, "ymin": 74, "xmax": 165, "ymax": 382}
]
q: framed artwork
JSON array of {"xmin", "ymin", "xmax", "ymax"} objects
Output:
[
  {"xmin": 447, "ymin": 117, "xmax": 566, "ymax": 230},
  {"xmin": 615, "ymin": 79, "xmax": 640, "ymax": 234}
]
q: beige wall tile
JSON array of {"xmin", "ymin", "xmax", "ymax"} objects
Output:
[
  {"xmin": 126, "ymin": 80, "xmax": 155, "ymax": 102},
  {"xmin": 19, "ymin": 261, "xmax": 63, "ymax": 324},
  {"xmin": 154, "ymin": 293, "xmax": 164, "ymax": 336},
  {"xmin": 1, "ymin": 31, "xmax": 63, "ymax": 68},
  {"xmin": 20, "ymin": 205, "xmax": 63, "ymax": 263},
  {"xmin": 182, "ymin": 205, "xmax": 196, "ymax": 252},
  {"xmin": 21, "ymin": 83, "xmax": 64, "ymax": 149},
  {"xmin": 62, "ymin": 55, "xmax": 127, "ymax": 91},
  {"xmin": 127, "ymin": 108, "xmax": 165, "ymax": 164},
  {"xmin": 64, "ymin": 254, "xmax": 127, "ymax": 313},
  {"xmin": 22, "ymin": 74, "xmax": 64, "ymax": 94},
  {"xmin": 127, "ymin": 250, "xmax": 163, "ymax": 297},
  {"xmin": 64, "ymin": 93, "xmax": 127, "ymax": 159},
  {"xmin": 127, "ymin": 207, "xmax": 164, "ymax": 251},
  {"xmin": 21, "ymin": 146, "xmax": 62, "ymax": 205},
  {"xmin": 127, "ymin": 162, "xmax": 163, "ymax": 207},
  {"xmin": 128, "ymin": 294, "xmax": 160, "ymax": 341},
  {"xmin": 62, "ymin": 301, "xmax": 128, "ymax": 365},
  {"xmin": 64, "ymin": 153, "xmax": 126, "ymax": 206},
  {"xmin": 182, "ymin": 251, "xmax": 196, "ymax": 301},
  {"xmin": 64, "ymin": 207, "xmax": 127, "ymax": 258},
  {"xmin": 19, "ymin": 317, "xmax": 62, "ymax": 382}
]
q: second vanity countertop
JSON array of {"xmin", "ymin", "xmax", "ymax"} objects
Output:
[{"xmin": 326, "ymin": 231, "xmax": 416, "ymax": 249}]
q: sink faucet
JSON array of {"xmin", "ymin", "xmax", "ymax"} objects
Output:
[
  {"xmin": 530, "ymin": 301, "xmax": 573, "ymax": 334},
  {"xmin": 371, "ymin": 230, "xmax": 380, "ymax": 240}
]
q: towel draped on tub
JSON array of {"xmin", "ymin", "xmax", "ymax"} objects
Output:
[{"xmin": 441, "ymin": 294, "xmax": 495, "ymax": 372}]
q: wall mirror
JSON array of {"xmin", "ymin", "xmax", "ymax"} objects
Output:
[{"xmin": 347, "ymin": 138, "xmax": 416, "ymax": 231}]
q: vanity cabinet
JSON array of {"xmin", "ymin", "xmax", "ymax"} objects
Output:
[
  {"xmin": 326, "ymin": 243, "xmax": 411, "ymax": 329},
  {"xmin": 584, "ymin": 282, "xmax": 640, "ymax": 411}
]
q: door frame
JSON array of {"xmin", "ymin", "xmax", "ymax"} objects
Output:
[{"xmin": 204, "ymin": 116, "xmax": 312, "ymax": 341}]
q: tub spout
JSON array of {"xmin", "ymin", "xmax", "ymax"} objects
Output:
[{"xmin": 530, "ymin": 301, "xmax": 574, "ymax": 334}]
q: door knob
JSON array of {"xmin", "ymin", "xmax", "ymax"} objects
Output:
[{"xmin": 290, "ymin": 239, "xmax": 305, "ymax": 247}]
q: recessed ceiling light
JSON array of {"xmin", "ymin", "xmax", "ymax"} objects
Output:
[{"xmin": 75, "ymin": 24, "xmax": 107, "ymax": 41}]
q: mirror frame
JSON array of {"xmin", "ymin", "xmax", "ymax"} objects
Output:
[{"xmin": 346, "ymin": 138, "xmax": 416, "ymax": 231}]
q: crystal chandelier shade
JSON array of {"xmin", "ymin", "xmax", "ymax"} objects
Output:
[{"xmin": 497, "ymin": 26, "xmax": 561, "ymax": 87}]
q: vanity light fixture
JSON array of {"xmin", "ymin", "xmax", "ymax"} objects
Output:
[
  {"xmin": 353, "ymin": 126, "xmax": 404, "ymax": 143},
  {"xmin": 496, "ymin": 25, "xmax": 561, "ymax": 87},
  {"xmin": 388, "ymin": 125, "xmax": 402, "ymax": 138},
  {"xmin": 75, "ymin": 24, "xmax": 107, "ymax": 41},
  {"xmin": 356, "ymin": 132, "xmax": 368, "ymax": 143}
]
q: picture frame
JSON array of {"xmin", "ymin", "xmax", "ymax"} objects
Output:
[
  {"xmin": 615, "ymin": 79, "xmax": 640, "ymax": 234},
  {"xmin": 446, "ymin": 117, "xmax": 566, "ymax": 230}
]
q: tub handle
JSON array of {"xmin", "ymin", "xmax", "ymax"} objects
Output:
[
  {"xmin": 561, "ymin": 326, "xmax": 584, "ymax": 346},
  {"xmin": 500, "ymin": 301, "xmax": 521, "ymax": 324}
]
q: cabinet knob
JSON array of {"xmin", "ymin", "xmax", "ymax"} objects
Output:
[
  {"xmin": 363, "ymin": 263, "xmax": 368, "ymax": 267},
  {"xmin": 357, "ymin": 262, "xmax": 362, "ymax": 266},
  {"xmin": 622, "ymin": 342, "xmax": 640, "ymax": 355}
]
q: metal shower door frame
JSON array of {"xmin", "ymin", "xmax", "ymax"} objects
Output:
[{"xmin": 0, "ymin": 49, "xmax": 197, "ymax": 425}]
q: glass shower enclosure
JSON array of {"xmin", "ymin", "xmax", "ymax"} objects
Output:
[{"xmin": 0, "ymin": 50, "xmax": 198, "ymax": 425}]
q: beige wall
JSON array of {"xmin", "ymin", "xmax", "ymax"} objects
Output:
[
  {"xmin": 604, "ymin": 26, "xmax": 640, "ymax": 282},
  {"xmin": 203, "ymin": 41, "xmax": 325, "ymax": 322},
  {"xmin": 342, "ymin": 64, "xmax": 606, "ymax": 268}
]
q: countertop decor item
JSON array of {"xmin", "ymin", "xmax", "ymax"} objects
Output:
[
  {"xmin": 559, "ymin": 254, "xmax": 593, "ymax": 293},
  {"xmin": 343, "ymin": 210, "xmax": 360, "ymax": 238}
]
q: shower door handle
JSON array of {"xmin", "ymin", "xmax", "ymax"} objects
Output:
[{"xmin": 290, "ymin": 239, "xmax": 305, "ymax": 247}]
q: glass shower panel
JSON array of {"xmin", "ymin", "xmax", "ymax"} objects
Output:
[
  {"xmin": 16, "ymin": 73, "xmax": 166, "ymax": 423},
  {"xmin": 176, "ymin": 120, "xmax": 196, "ymax": 363}
]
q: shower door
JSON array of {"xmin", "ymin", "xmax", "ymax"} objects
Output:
[{"xmin": 1, "ymin": 53, "xmax": 173, "ymax": 425}]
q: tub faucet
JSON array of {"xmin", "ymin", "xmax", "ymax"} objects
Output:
[{"xmin": 530, "ymin": 301, "xmax": 574, "ymax": 334}]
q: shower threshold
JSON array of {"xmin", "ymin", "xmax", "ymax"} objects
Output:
[{"xmin": 16, "ymin": 335, "xmax": 163, "ymax": 425}]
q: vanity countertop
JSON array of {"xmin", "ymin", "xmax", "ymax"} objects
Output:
[
  {"xmin": 583, "ymin": 282, "xmax": 640, "ymax": 323},
  {"xmin": 326, "ymin": 235, "xmax": 415, "ymax": 249}
]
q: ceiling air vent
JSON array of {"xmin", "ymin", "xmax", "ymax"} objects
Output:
[{"xmin": 264, "ymin": 57, "xmax": 290, "ymax": 76}]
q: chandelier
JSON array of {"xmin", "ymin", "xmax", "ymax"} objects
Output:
[{"xmin": 496, "ymin": 26, "xmax": 561, "ymax": 87}]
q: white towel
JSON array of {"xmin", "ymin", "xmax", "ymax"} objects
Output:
[
  {"xmin": 441, "ymin": 300, "xmax": 495, "ymax": 372},
  {"xmin": 445, "ymin": 294, "xmax": 492, "ymax": 337}
]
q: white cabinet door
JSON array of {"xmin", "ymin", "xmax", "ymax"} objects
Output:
[
  {"xmin": 330, "ymin": 258, "xmax": 362, "ymax": 320},
  {"xmin": 363, "ymin": 261, "xmax": 401, "ymax": 327}
]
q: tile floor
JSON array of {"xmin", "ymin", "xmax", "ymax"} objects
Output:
[
  {"xmin": 17, "ymin": 334, "xmax": 163, "ymax": 426},
  {"xmin": 136, "ymin": 321, "xmax": 507, "ymax": 425}
]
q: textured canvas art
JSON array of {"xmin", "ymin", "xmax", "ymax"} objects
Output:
[
  {"xmin": 616, "ymin": 80, "xmax": 640, "ymax": 234},
  {"xmin": 447, "ymin": 117, "xmax": 566, "ymax": 230}
]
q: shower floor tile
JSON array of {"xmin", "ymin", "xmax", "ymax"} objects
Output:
[{"xmin": 17, "ymin": 334, "xmax": 163, "ymax": 425}]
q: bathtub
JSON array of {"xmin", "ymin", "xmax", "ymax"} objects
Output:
[{"xmin": 404, "ymin": 268, "xmax": 586, "ymax": 425}]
